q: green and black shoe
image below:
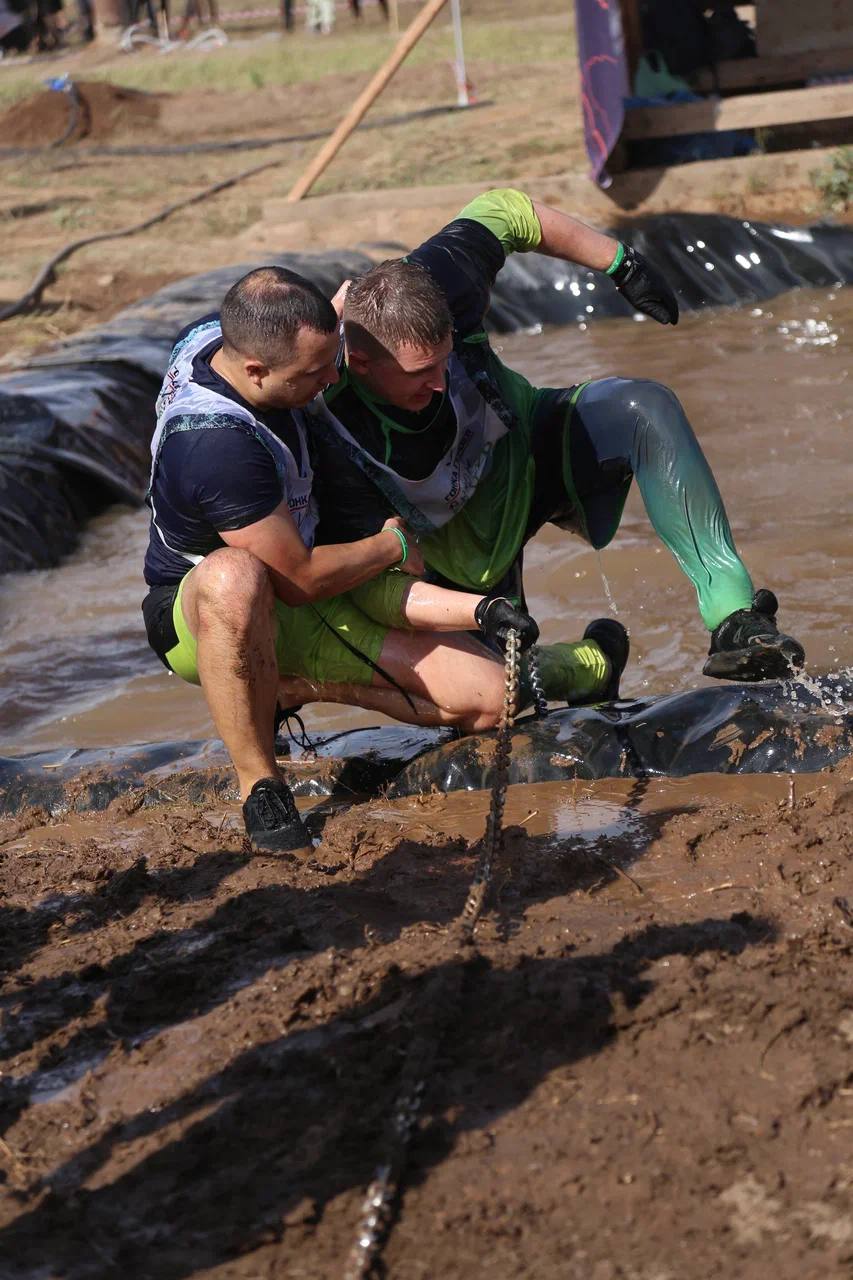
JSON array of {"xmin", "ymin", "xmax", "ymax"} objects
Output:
[
  {"xmin": 703, "ymin": 589, "xmax": 805, "ymax": 682},
  {"xmin": 582, "ymin": 618, "xmax": 630, "ymax": 701}
]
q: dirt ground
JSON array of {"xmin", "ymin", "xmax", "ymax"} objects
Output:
[
  {"xmin": 1, "ymin": 0, "xmax": 848, "ymax": 366},
  {"xmin": 0, "ymin": 758, "xmax": 851, "ymax": 1278}
]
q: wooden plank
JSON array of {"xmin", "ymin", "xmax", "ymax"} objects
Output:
[
  {"xmin": 622, "ymin": 81, "xmax": 853, "ymax": 140},
  {"xmin": 691, "ymin": 47, "xmax": 853, "ymax": 94},
  {"xmin": 757, "ymin": 0, "xmax": 852, "ymax": 58}
]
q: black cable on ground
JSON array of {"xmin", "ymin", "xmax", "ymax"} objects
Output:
[
  {"xmin": 0, "ymin": 154, "xmax": 282, "ymax": 322},
  {"xmin": 0, "ymin": 95, "xmax": 490, "ymax": 323},
  {"xmin": 0, "ymin": 98, "xmax": 488, "ymax": 161}
]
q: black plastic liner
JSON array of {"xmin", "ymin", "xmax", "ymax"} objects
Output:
[
  {"xmin": 2, "ymin": 674, "xmax": 850, "ymax": 816},
  {"xmin": 0, "ymin": 724, "xmax": 454, "ymax": 815},
  {"xmin": 2, "ymin": 214, "xmax": 853, "ymax": 573},
  {"xmin": 390, "ymin": 671, "xmax": 853, "ymax": 797}
]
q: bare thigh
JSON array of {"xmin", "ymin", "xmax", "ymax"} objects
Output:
[{"xmin": 375, "ymin": 628, "xmax": 505, "ymax": 717}]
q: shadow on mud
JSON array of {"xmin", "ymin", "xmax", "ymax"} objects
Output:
[
  {"xmin": 0, "ymin": 780, "xmax": 681, "ymax": 1122},
  {"xmin": 0, "ymin": 897, "xmax": 775, "ymax": 1276}
]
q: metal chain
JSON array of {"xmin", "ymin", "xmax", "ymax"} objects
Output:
[
  {"xmin": 458, "ymin": 627, "xmax": 520, "ymax": 939},
  {"xmin": 526, "ymin": 644, "xmax": 549, "ymax": 718},
  {"xmin": 342, "ymin": 629, "xmax": 521, "ymax": 1280},
  {"xmin": 343, "ymin": 1084, "xmax": 425, "ymax": 1280}
]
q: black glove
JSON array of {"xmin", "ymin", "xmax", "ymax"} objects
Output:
[
  {"xmin": 474, "ymin": 595, "xmax": 540, "ymax": 653},
  {"xmin": 609, "ymin": 243, "xmax": 679, "ymax": 326}
]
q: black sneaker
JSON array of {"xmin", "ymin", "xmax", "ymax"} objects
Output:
[
  {"xmin": 242, "ymin": 776, "xmax": 312, "ymax": 854},
  {"xmin": 583, "ymin": 618, "xmax": 630, "ymax": 701},
  {"xmin": 703, "ymin": 589, "xmax": 805, "ymax": 681}
]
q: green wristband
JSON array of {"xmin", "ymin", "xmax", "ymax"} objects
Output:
[
  {"xmin": 605, "ymin": 242, "xmax": 625, "ymax": 275},
  {"xmin": 387, "ymin": 526, "xmax": 408, "ymax": 565}
]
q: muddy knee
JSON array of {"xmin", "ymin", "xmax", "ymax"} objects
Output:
[{"xmin": 194, "ymin": 548, "xmax": 273, "ymax": 632}]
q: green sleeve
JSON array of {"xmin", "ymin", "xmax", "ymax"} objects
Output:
[{"xmin": 455, "ymin": 188, "xmax": 543, "ymax": 255}]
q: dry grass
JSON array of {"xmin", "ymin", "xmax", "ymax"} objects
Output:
[{"xmin": 0, "ymin": 0, "xmax": 586, "ymax": 361}]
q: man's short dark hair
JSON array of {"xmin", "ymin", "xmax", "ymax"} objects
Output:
[
  {"xmin": 343, "ymin": 259, "xmax": 452, "ymax": 357},
  {"xmin": 220, "ymin": 266, "xmax": 337, "ymax": 367}
]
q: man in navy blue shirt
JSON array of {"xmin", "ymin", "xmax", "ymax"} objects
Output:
[{"xmin": 143, "ymin": 266, "xmax": 540, "ymax": 854}]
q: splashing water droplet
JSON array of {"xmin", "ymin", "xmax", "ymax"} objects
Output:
[{"xmin": 596, "ymin": 551, "xmax": 620, "ymax": 617}]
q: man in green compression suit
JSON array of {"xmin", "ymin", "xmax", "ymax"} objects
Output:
[{"xmin": 307, "ymin": 188, "xmax": 804, "ymax": 687}]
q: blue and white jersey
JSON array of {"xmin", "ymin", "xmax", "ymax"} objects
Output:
[{"xmin": 144, "ymin": 316, "xmax": 318, "ymax": 587}]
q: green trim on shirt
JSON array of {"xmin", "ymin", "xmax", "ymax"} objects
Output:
[{"xmin": 455, "ymin": 188, "xmax": 542, "ymax": 255}]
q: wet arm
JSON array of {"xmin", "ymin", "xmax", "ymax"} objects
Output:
[
  {"xmin": 219, "ymin": 501, "xmax": 412, "ymax": 607},
  {"xmin": 349, "ymin": 573, "xmax": 483, "ymax": 630},
  {"xmin": 531, "ymin": 200, "xmax": 619, "ymax": 272},
  {"xmin": 459, "ymin": 187, "xmax": 619, "ymax": 272},
  {"xmin": 469, "ymin": 188, "xmax": 678, "ymax": 325},
  {"xmin": 410, "ymin": 188, "xmax": 621, "ymax": 333}
]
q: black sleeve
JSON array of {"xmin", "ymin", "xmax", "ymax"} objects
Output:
[
  {"xmin": 158, "ymin": 426, "xmax": 283, "ymax": 534},
  {"xmin": 408, "ymin": 218, "xmax": 506, "ymax": 340}
]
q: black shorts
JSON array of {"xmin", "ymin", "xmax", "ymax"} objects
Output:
[{"xmin": 141, "ymin": 582, "xmax": 181, "ymax": 671}]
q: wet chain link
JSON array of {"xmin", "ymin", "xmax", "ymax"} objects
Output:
[
  {"xmin": 458, "ymin": 626, "xmax": 520, "ymax": 939},
  {"xmin": 342, "ymin": 629, "xmax": 521, "ymax": 1280},
  {"xmin": 342, "ymin": 1083, "xmax": 425, "ymax": 1280},
  {"xmin": 525, "ymin": 644, "xmax": 549, "ymax": 719}
]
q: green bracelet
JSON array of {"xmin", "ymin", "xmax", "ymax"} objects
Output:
[
  {"xmin": 605, "ymin": 242, "xmax": 625, "ymax": 275},
  {"xmin": 387, "ymin": 526, "xmax": 408, "ymax": 565}
]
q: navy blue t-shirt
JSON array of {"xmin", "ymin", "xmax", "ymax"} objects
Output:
[{"xmin": 143, "ymin": 315, "xmax": 305, "ymax": 587}]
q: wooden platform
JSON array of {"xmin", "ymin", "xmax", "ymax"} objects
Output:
[
  {"xmin": 616, "ymin": 0, "xmax": 853, "ymax": 193},
  {"xmin": 623, "ymin": 81, "xmax": 853, "ymax": 141},
  {"xmin": 691, "ymin": 47, "xmax": 853, "ymax": 94}
]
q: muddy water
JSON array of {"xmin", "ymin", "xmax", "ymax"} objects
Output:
[{"xmin": 1, "ymin": 285, "xmax": 851, "ymax": 755}]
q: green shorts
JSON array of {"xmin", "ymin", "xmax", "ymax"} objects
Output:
[{"xmin": 142, "ymin": 572, "xmax": 408, "ymax": 688}]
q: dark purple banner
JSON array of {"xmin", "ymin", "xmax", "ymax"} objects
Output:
[{"xmin": 574, "ymin": 0, "xmax": 630, "ymax": 187}]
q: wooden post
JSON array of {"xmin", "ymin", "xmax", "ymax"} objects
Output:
[
  {"xmin": 450, "ymin": 0, "xmax": 469, "ymax": 106},
  {"xmin": 287, "ymin": 0, "xmax": 451, "ymax": 202}
]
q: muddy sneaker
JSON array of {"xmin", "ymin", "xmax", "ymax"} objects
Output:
[
  {"xmin": 703, "ymin": 589, "xmax": 805, "ymax": 681},
  {"xmin": 582, "ymin": 618, "xmax": 630, "ymax": 700},
  {"xmin": 242, "ymin": 776, "xmax": 312, "ymax": 854}
]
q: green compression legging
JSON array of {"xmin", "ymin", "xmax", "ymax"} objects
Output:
[{"xmin": 562, "ymin": 377, "xmax": 754, "ymax": 630}]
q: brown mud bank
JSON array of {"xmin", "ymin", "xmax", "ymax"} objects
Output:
[{"xmin": 0, "ymin": 761, "xmax": 851, "ymax": 1278}]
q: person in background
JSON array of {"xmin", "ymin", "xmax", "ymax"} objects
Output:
[
  {"xmin": 0, "ymin": 0, "xmax": 31, "ymax": 52},
  {"xmin": 306, "ymin": 0, "xmax": 334, "ymax": 34},
  {"xmin": 349, "ymin": 0, "xmax": 388, "ymax": 20},
  {"xmin": 33, "ymin": 0, "xmax": 63, "ymax": 49}
]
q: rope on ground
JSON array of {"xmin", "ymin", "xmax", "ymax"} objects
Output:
[
  {"xmin": 0, "ymin": 155, "xmax": 282, "ymax": 324},
  {"xmin": 342, "ymin": 629, "xmax": 521, "ymax": 1280}
]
